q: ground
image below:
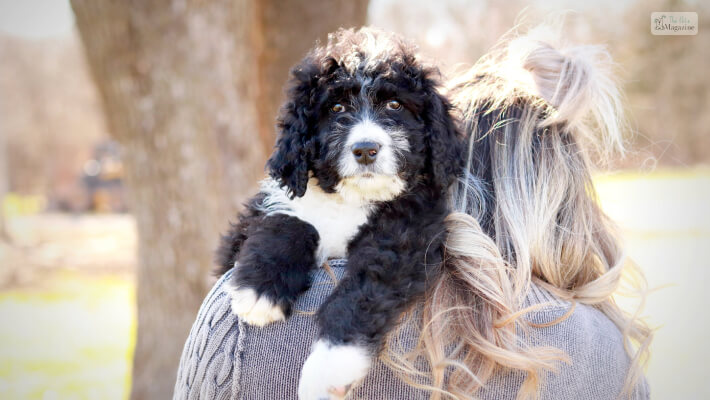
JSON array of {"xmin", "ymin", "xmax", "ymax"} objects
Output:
[
  {"xmin": 0, "ymin": 215, "xmax": 135, "ymax": 400},
  {"xmin": 0, "ymin": 169, "xmax": 709, "ymax": 399}
]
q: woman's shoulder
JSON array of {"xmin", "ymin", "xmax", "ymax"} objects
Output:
[
  {"xmin": 522, "ymin": 283, "xmax": 630, "ymax": 356},
  {"xmin": 173, "ymin": 264, "xmax": 347, "ymax": 400},
  {"xmin": 512, "ymin": 283, "xmax": 650, "ymax": 400}
]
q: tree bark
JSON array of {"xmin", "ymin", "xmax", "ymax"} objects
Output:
[
  {"xmin": 0, "ymin": 117, "xmax": 9, "ymax": 241},
  {"xmin": 70, "ymin": 1, "xmax": 368, "ymax": 399}
]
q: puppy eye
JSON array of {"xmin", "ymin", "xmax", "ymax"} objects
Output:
[
  {"xmin": 386, "ymin": 100, "xmax": 402, "ymax": 111},
  {"xmin": 331, "ymin": 103, "xmax": 346, "ymax": 113}
]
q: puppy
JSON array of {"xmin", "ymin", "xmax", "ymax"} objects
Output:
[{"xmin": 216, "ymin": 27, "xmax": 462, "ymax": 399}]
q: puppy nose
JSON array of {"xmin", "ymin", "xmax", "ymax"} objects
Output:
[{"xmin": 351, "ymin": 141, "xmax": 380, "ymax": 165}]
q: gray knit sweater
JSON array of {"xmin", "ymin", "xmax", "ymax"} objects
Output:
[{"xmin": 174, "ymin": 260, "xmax": 649, "ymax": 399}]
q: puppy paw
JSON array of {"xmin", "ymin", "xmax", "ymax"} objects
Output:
[
  {"xmin": 298, "ymin": 340, "xmax": 371, "ymax": 400},
  {"xmin": 225, "ymin": 285, "xmax": 286, "ymax": 326}
]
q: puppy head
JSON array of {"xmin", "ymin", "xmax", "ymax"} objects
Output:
[{"xmin": 267, "ymin": 27, "xmax": 461, "ymax": 201}]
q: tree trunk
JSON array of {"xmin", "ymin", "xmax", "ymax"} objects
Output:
[
  {"xmin": 70, "ymin": 1, "xmax": 368, "ymax": 399},
  {"xmin": 0, "ymin": 118, "xmax": 9, "ymax": 241},
  {"xmin": 253, "ymin": 0, "xmax": 371, "ymax": 151}
]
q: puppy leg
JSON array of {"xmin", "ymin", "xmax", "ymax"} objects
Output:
[
  {"xmin": 298, "ymin": 202, "xmax": 447, "ymax": 399},
  {"xmin": 298, "ymin": 339, "xmax": 371, "ymax": 400},
  {"xmin": 227, "ymin": 214, "xmax": 320, "ymax": 326}
]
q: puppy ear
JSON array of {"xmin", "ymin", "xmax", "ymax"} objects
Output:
[
  {"xmin": 266, "ymin": 60, "xmax": 320, "ymax": 199},
  {"xmin": 424, "ymin": 90, "xmax": 463, "ymax": 192}
]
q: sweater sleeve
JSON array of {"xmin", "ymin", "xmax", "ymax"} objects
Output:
[{"xmin": 173, "ymin": 271, "xmax": 239, "ymax": 400}]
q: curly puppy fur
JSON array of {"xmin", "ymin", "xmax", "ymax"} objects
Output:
[{"xmin": 216, "ymin": 27, "xmax": 462, "ymax": 356}]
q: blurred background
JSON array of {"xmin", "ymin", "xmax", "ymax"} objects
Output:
[{"xmin": 0, "ymin": 0, "xmax": 708, "ymax": 399}]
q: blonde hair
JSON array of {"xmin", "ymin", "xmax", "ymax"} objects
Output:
[{"xmin": 381, "ymin": 25, "xmax": 652, "ymax": 399}]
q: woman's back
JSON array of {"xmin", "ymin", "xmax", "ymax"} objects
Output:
[{"xmin": 174, "ymin": 261, "xmax": 648, "ymax": 399}]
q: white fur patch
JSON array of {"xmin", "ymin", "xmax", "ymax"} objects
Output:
[
  {"xmin": 346, "ymin": 119, "xmax": 392, "ymax": 147},
  {"xmin": 335, "ymin": 174, "xmax": 406, "ymax": 204},
  {"xmin": 336, "ymin": 119, "xmax": 408, "ymax": 203},
  {"xmin": 338, "ymin": 119, "xmax": 408, "ymax": 178},
  {"xmin": 257, "ymin": 178, "xmax": 372, "ymax": 265},
  {"xmin": 339, "ymin": 30, "xmax": 394, "ymax": 75},
  {"xmin": 298, "ymin": 340, "xmax": 372, "ymax": 400},
  {"xmin": 226, "ymin": 284, "xmax": 285, "ymax": 327}
]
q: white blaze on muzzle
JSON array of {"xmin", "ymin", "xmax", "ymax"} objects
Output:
[
  {"xmin": 346, "ymin": 119, "xmax": 391, "ymax": 147},
  {"xmin": 340, "ymin": 119, "xmax": 402, "ymax": 176},
  {"xmin": 336, "ymin": 118, "xmax": 408, "ymax": 203}
]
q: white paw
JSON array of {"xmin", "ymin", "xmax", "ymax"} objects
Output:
[
  {"xmin": 298, "ymin": 340, "xmax": 372, "ymax": 400},
  {"xmin": 226, "ymin": 285, "xmax": 285, "ymax": 326}
]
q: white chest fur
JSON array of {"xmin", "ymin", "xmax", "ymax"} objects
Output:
[{"xmin": 257, "ymin": 178, "xmax": 373, "ymax": 265}]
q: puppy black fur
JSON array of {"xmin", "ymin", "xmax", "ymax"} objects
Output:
[{"xmin": 216, "ymin": 28, "xmax": 462, "ymax": 353}]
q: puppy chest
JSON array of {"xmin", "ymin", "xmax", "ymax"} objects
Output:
[{"xmin": 292, "ymin": 198, "xmax": 370, "ymax": 259}]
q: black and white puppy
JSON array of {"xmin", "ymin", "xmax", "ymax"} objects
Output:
[{"xmin": 216, "ymin": 28, "xmax": 461, "ymax": 399}]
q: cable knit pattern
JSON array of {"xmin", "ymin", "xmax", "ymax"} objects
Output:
[{"xmin": 174, "ymin": 260, "xmax": 649, "ymax": 399}]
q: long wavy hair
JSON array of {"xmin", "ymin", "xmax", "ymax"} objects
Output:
[{"xmin": 381, "ymin": 24, "xmax": 652, "ymax": 399}]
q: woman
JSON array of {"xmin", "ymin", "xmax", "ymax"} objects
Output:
[{"xmin": 174, "ymin": 25, "xmax": 651, "ymax": 400}]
